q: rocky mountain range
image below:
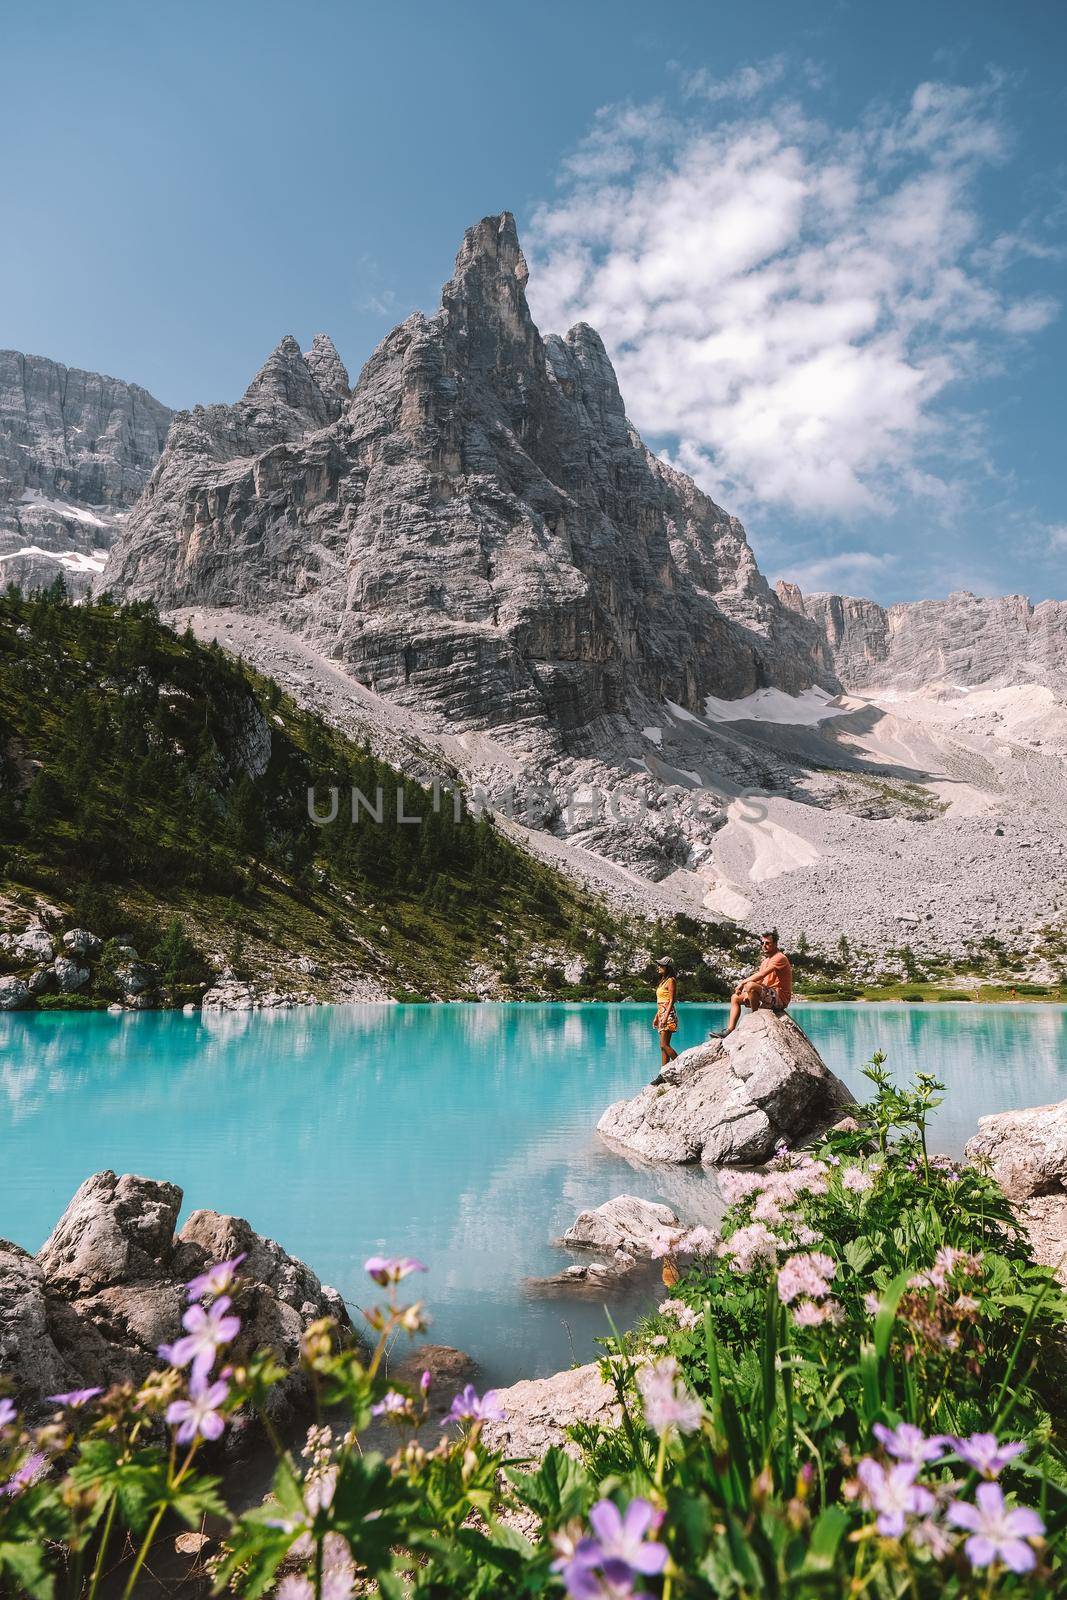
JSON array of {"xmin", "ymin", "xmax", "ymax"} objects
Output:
[
  {"xmin": 5, "ymin": 212, "xmax": 1065, "ymax": 973},
  {"xmin": 777, "ymin": 582, "xmax": 1067, "ymax": 692},
  {"xmin": 0, "ymin": 349, "xmax": 172, "ymax": 595}
]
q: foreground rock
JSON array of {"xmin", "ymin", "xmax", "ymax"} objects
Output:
[
  {"xmin": 598, "ymin": 1011, "xmax": 855, "ymax": 1166},
  {"xmin": 481, "ymin": 1362, "xmax": 620, "ymax": 1460},
  {"xmin": 966, "ymin": 1101, "xmax": 1067, "ymax": 1280},
  {"xmin": 1, "ymin": 1171, "xmax": 353, "ymax": 1421}
]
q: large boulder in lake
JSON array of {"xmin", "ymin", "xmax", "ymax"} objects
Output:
[
  {"xmin": 597, "ymin": 1010, "xmax": 855, "ymax": 1165},
  {"xmin": 966, "ymin": 1100, "xmax": 1067, "ymax": 1281},
  {"xmin": 1, "ymin": 1170, "xmax": 354, "ymax": 1421}
]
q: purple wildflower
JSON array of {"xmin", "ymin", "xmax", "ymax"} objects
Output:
[
  {"xmin": 161, "ymin": 1295, "xmax": 241, "ymax": 1382},
  {"xmin": 0, "ymin": 1399, "xmax": 16, "ymax": 1428},
  {"xmin": 370, "ymin": 1390, "xmax": 411, "ymax": 1418},
  {"xmin": 948, "ymin": 1483, "xmax": 1044, "ymax": 1572},
  {"xmin": 588, "ymin": 1498, "xmax": 669, "ymax": 1576},
  {"xmin": 166, "ymin": 1378, "xmax": 229, "ymax": 1444},
  {"xmin": 46, "ymin": 1386, "xmax": 104, "ymax": 1409},
  {"xmin": 439, "ymin": 1383, "xmax": 506, "ymax": 1427},
  {"xmin": 363, "ymin": 1255, "xmax": 427, "ymax": 1286},
  {"xmin": 856, "ymin": 1458, "xmax": 935, "ymax": 1537},
  {"xmin": 873, "ymin": 1422, "xmax": 949, "ymax": 1465},
  {"xmin": 952, "ymin": 1432, "xmax": 1027, "ymax": 1478},
  {"xmin": 420, "ymin": 1369, "xmax": 432, "ymax": 1393},
  {"xmin": 559, "ymin": 1558, "xmax": 653, "ymax": 1598},
  {"xmin": 2, "ymin": 1451, "xmax": 48, "ymax": 1497},
  {"xmin": 185, "ymin": 1253, "xmax": 246, "ymax": 1303}
]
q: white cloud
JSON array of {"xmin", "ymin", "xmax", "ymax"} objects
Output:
[
  {"xmin": 774, "ymin": 550, "xmax": 896, "ymax": 595},
  {"xmin": 1048, "ymin": 525, "xmax": 1067, "ymax": 553},
  {"xmin": 527, "ymin": 72, "xmax": 1058, "ymax": 523},
  {"xmin": 676, "ymin": 55, "xmax": 787, "ymax": 104}
]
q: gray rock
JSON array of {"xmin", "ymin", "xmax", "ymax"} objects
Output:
[
  {"xmin": 597, "ymin": 1010, "xmax": 855, "ymax": 1165},
  {"xmin": 37, "ymin": 1171, "xmax": 183, "ymax": 1295},
  {"xmin": 0, "ymin": 1241, "xmax": 69, "ymax": 1401},
  {"xmin": 560, "ymin": 1194, "xmax": 682, "ymax": 1256},
  {"xmin": 0, "ymin": 976, "xmax": 31, "ymax": 1010},
  {"xmin": 62, "ymin": 929, "xmax": 102, "ymax": 957},
  {"xmin": 1, "ymin": 926, "xmax": 55, "ymax": 963},
  {"xmin": 965, "ymin": 1101, "xmax": 1067, "ymax": 1201},
  {"xmin": 0, "ymin": 349, "xmax": 172, "ymax": 595},
  {"xmin": 53, "ymin": 956, "xmax": 90, "ymax": 993},
  {"xmin": 965, "ymin": 1102, "xmax": 1067, "ymax": 1284},
  {"xmin": 115, "ymin": 960, "xmax": 155, "ymax": 997},
  {"xmin": 481, "ymin": 1361, "xmax": 620, "ymax": 1461},
  {"xmin": 27, "ymin": 967, "xmax": 54, "ymax": 995},
  {"xmin": 3, "ymin": 1170, "xmax": 355, "ymax": 1418},
  {"xmin": 104, "ymin": 213, "xmax": 831, "ymax": 746}
]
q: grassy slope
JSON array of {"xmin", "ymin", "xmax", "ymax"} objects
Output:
[{"xmin": 0, "ymin": 587, "xmax": 753, "ymax": 1004}]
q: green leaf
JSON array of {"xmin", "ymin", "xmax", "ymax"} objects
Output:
[
  {"xmin": 873, "ymin": 1271, "xmax": 911, "ymax": 1360},
  {"xmin": 843, "ymin": 1237, "xmax": 874, "ymax": 1274},
  {"xmin": 802, "ymin": 1506, "xmax": 850, "ymax": 1573},
  {"xmin": 505, "ymin": 1447, "xmax": 591, "ymax": 1522},
  {"xmin": 0, "ymin": 1539, "xmax": 55, "ymax": 1600},
  {"xmin": 169, "ymin": 1471, "xmax": 227, "ymax": 1527}
]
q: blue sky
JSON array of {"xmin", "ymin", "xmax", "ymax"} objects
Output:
[{"xmin": 4, "ymin": 0, "xmax": 1065, "ymax": 603}]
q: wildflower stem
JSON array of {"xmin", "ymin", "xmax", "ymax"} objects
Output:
[
  {"xmin": 85, "ymin": 1495, "xmax": 117, "ymax": 1600},
  {"xmin": 120, "ymin": 1501, "xmax": 167, "ymax": 1600}
]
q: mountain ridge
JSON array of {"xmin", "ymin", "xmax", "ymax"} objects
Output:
[
  {"xmin": 777, "ymin": 580, "xmax": 1067, "ymax": 692},
  {"xmin": 0, "ymin": 349, "xmax": 173, "ymax": 595}
]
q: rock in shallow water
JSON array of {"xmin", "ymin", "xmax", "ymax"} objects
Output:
[
  {"xmin": 560, "ymin": 1194, "xmax": 682, "ymax": 1256},
  {"xmin": 597, "ymin": 1011, "xmax": 855, "ymax": 1166}
]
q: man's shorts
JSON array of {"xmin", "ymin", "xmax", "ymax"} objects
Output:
[{"xmin": 751, "ymin": 983, "xmax": 783, "ymax": 1011}]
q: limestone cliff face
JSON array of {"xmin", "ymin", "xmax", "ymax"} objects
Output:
[
  {"xmin": 0, "ymin": 350, "xmax": 173, "ymax": 594},
  {"xmin": 777, "ymin": 581, "xmax": 1067, "ymax": 691},
  {"xmin": 105, "ymin": 214, "xmax": 831, "ymax": 745}
]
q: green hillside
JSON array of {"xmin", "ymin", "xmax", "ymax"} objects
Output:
[{"xmin": 0, "ymin": 584, "xmax": 740, "ymax": 1005}]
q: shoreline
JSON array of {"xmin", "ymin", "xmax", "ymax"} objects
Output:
[{"xmin": 7, "ymin": 992, "xmax": 1067, "ymax": 1017}]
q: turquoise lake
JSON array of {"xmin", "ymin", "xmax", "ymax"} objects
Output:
[{"xmin": 3, "ymin": 1002, "xmax": 1065, "ymax": 1386}]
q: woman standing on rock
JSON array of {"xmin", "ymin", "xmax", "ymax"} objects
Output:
[{"xmin": 653, "ymin": 956, "xmax": 679, "ymax": 1067}]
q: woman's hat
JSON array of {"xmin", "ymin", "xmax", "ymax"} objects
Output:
[{"xmin": 656, "ymin": 956, "xmax": 676, "ymax": 974}]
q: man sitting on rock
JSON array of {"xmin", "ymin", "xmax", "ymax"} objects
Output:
[{"xmin": 723, "ymin": 930, "xmax": 792, "ymax": 1035}]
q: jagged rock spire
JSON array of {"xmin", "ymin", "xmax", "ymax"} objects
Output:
[
  {"xmin": 304, "ymin": 333, "xmax": 350, "ymax": 404},
  {"xmin": 438, "ymin": 212, "xmax": 544, "ymax": 386},
  {"xmin": 242, "ymin": 335, "xmax": 333, "ymax": 427}
]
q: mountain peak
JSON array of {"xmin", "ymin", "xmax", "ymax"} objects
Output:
[
  {"xmin": 304, "ymin": 333, "xmax": 350, "ymax": 403},
  {"xmin": 241, "ymin": 336, "xmax": 335, "ymax": 427},
  {"xmin": 450, "ymin": 212, "xmax": 528, "ymax": 288},
  {"xmin": 438, "ymin": 213, "xmax": 542, "ymax": 388}
]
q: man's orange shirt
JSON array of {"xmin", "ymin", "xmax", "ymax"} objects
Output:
[{"xmin": 762, "ymin": 950, "xmax": 793, "ymax": 1008}]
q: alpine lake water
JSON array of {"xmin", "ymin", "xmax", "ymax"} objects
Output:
[{"xmin": 3, "ymin": 1002, "xmax": 1065, "ymax": 1388}]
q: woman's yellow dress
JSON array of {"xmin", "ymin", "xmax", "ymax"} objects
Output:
[{"xmin": 655, "ymin": 977, "xmax": 678, "ymax": 1034}]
